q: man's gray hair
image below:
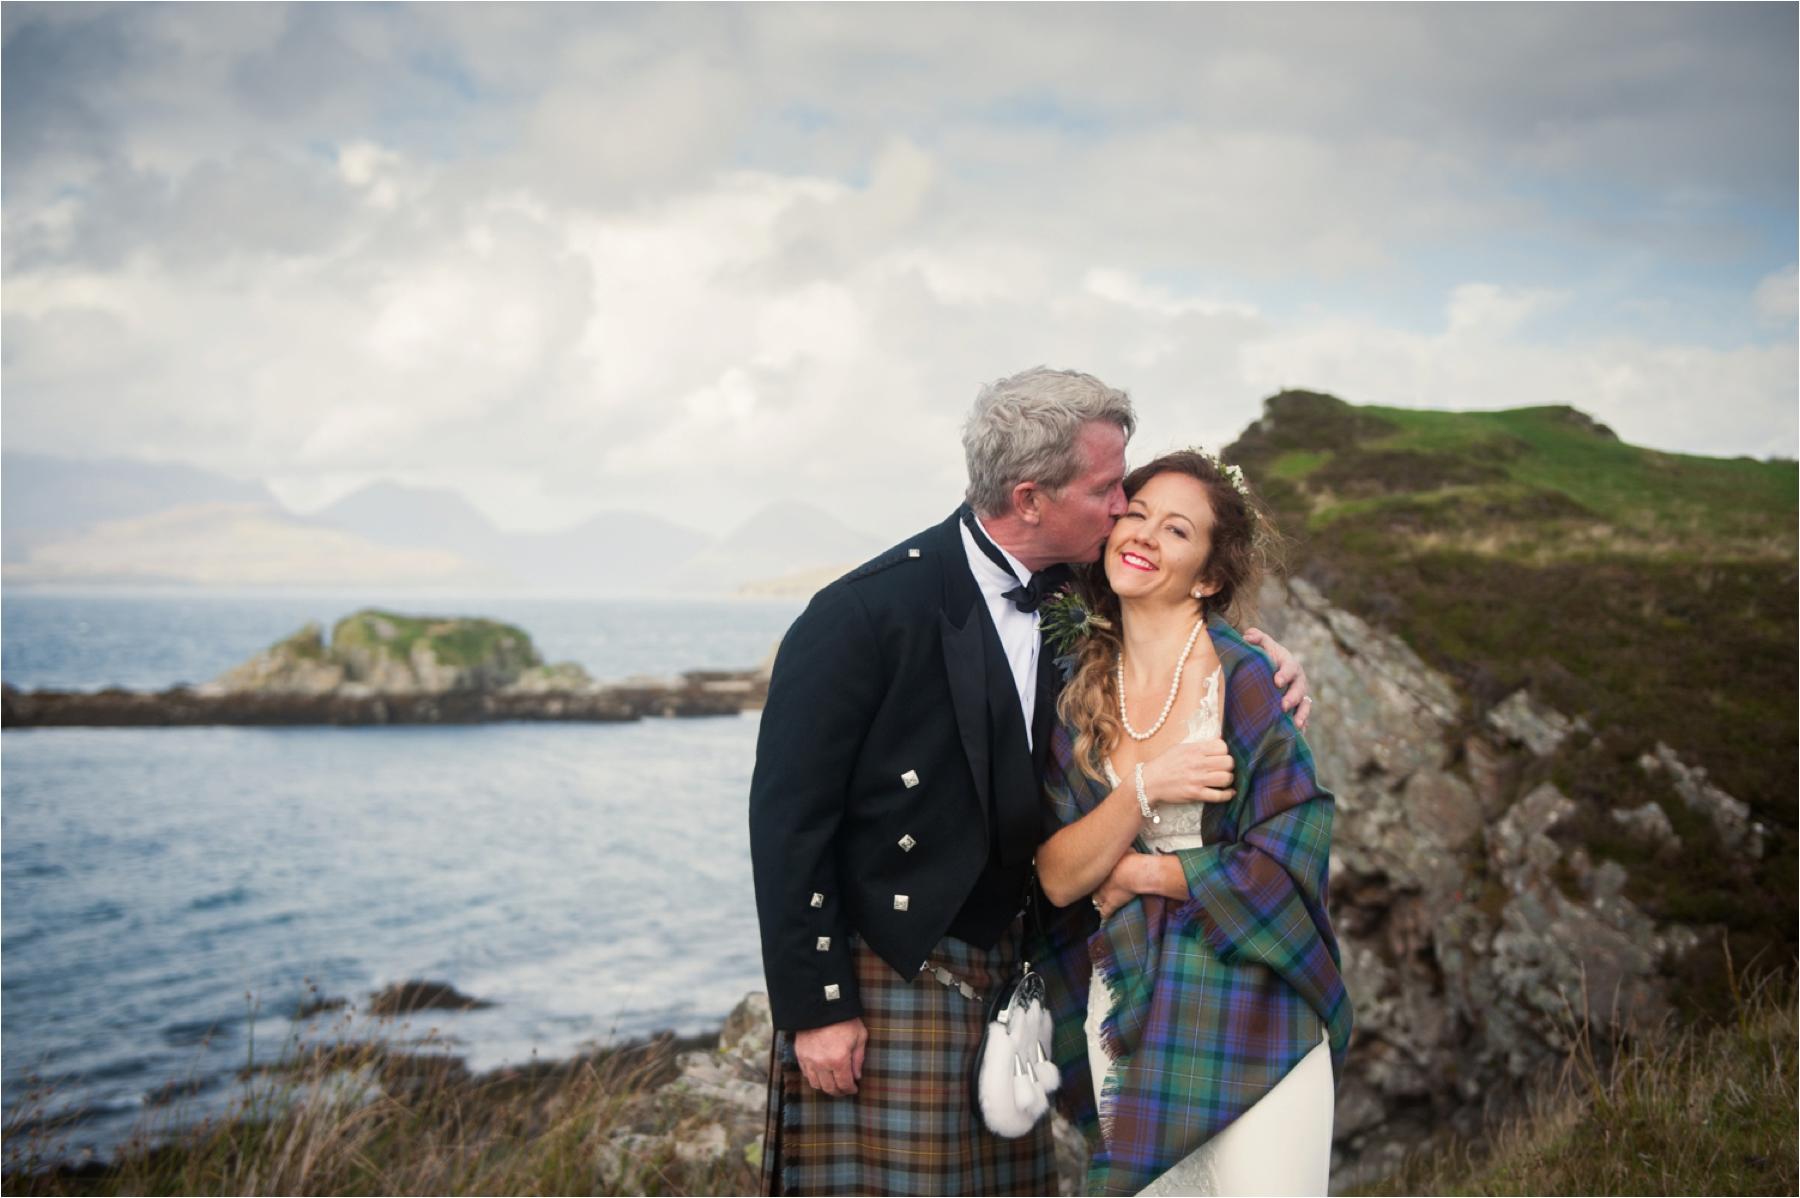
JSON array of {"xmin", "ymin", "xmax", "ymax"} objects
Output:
[{"xmin": 962, "ymin": 367, "xmax": 1136, "ymax": 516}]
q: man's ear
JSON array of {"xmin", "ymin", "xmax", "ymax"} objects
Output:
[{"xmin": 1010, "ymin": 480, "xmax": 1041, "ymax": 525}]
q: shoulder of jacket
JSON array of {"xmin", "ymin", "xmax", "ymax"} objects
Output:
[{"xmin": 840, "ymin": 542, "xmax": 930, "ymax": 585}]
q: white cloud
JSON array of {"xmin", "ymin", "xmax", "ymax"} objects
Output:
[
  {"xmin": 1753, "ymin": 264, "xmax": 1798, "ymax": 328},
  {"xmin": 3, "ymin": 4, "xmax": 1794, "ymax": 537},
  {"xmin": 1444, "ymin": 284, "xmax": 1568, "ymax": 339}
]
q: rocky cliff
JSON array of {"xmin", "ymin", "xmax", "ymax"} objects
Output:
[{"xmin": 1254, "ymin": 576, "xmax": 1768, "ymax": 1182}]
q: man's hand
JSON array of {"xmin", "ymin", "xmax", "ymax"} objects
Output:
[
  {"xmin": 794, "ymin": 1016, "xmax": 868, "ymax": 1097},
  {"xmin": 1243, "ymin": 627, "xmax": 1313, "ymax": 731}
]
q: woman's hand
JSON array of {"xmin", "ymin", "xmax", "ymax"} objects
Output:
[
  {"xmin": 1039, "ymin": 740, "xmax": 1231, "ymax": 908},
  {"xmin": 1092, "ymin": 852, "xmax": 1190, "ymax": 915},
  {"xmin": 1091, "ymin": 855, "xmax": 1144, "ymax": 919},
  {"xmin": 1139, "ymin": 738, "xmax": 1235, "ymax": 807}
]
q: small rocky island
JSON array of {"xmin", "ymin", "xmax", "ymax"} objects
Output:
[{"xmin": 1, "ymin": 609, "xmax": 771, "ymax": 728}]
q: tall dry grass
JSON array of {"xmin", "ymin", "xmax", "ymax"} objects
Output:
[
  {"xmin": 10, "ymin": 975, "xmax": 1795, "ymax": 1196},
  {"xmin": 4, "ymin": 1004, "xmax": 758, "ymax": 1197},
  {"xmin": 1364, "ymin": 973, "xmax": 1797, "ymax": 1196}
]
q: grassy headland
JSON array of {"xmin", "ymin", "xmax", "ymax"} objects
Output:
[{"xmin": 1227, "ymin": 392, "xmax": 1798, "ymax": 1008}]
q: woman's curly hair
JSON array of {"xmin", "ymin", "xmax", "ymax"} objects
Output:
[{"xmin": 1054, "ymin": 448, "xmax": 1280, "ymax": 783}]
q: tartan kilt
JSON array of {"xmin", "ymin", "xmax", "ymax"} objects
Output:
[{"xmin": 762, "ymin": 924, "xmax": 1059, "ymax": 1196}]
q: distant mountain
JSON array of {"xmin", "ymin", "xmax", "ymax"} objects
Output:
[
  {"xmin": 675, "ymin": 500, "xmax": 883, "ymax": 593},
  {"xmin": 310, "ymin": 482, "xmax": 509, "ymax": 558},
  {"xmin": 736, "ymin": 563, "xmax": 858, "ymax": 599},
  {"xmin": 3, "ymin": 453, "xmax": 877, "ymax": 594},
  {"xmin": 3, "ymin": 502, "xmax": 497, "ymax": 588},
  {"xmin": 491, "ymin": 510, "xmax": 715, "ymax": 594},
  {"xmin": 304, "ymin": 483, "xmax": 714, "ymax": 593},
  {"xmin": 2, "ymin": 451, "xmax": 275, "ymax": 562}
]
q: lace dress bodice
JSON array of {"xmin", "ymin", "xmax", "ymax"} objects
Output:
[{"xmin": 1103, "ymin": 664, "xmax": 1223, "ymax": 850}]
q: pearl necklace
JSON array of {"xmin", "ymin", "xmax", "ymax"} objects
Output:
[{"xmin": 1116, "ymin": 618, "xmax": 1204, "ymax": 741}]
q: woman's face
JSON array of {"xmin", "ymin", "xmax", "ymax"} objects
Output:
[{"xmin": 1103, "ymin": 471, "xmax": 1218, "ymax": 608}]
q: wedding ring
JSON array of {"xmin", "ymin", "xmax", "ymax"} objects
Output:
[{"xmin": 1091, "ymin": 897, "xmax": 1104, "ymax": 913}]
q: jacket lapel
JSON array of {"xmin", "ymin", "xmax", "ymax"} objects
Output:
[
  {"xmin": 1031, "ymin": 639, "xmax": 1059, "ymax": 776},
  {"xmin": 936, "ymin": 512, "xmax": 992, "ymax": 819}
]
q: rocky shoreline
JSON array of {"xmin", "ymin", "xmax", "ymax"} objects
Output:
[
  {"xmin": 0, "ymin": 671, "xmax": 763, "ymax": 728},
  {"xmin": 6, "ymin": 984, "xmax": 1084, "ymax": 1196}
]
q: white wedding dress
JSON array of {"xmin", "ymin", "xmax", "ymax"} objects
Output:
[{"xmin": 1084, "ymin": 665, "xmax": 1334, "ymax": 1197}]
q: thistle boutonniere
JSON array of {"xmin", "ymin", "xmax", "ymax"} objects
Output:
[{"xmin": 1039, "ymin": 587, "xmax": 1112, "ymax": 657}]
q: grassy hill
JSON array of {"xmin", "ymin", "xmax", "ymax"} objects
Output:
[{"xmin": 1227, "ymin": 391, "xmax": 1798, "ymax": 1004}]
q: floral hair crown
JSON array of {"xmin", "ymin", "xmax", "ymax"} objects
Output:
[{"xmin": 1194, "ymin": 446, "xmax": 1252, "ymax": 502}]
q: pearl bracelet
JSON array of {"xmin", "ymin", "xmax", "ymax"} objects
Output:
[{"xmin": 1135, "ymin": 762, "xmax": 1160, "ymax": 825}]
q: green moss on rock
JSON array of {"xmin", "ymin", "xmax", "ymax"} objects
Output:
[
  {"xmin": 270, "ymin": 622, "xmax": 328, "ymax": 661},
  {"xmin": 330, "ymin": 610, "xmax": 542, "ymax": 671}
]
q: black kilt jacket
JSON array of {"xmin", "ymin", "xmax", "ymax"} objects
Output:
[{"xmin": 749, "ymin": 509, "xmax": 1051, "ymax": 1033}]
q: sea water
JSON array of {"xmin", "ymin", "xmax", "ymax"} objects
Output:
[{"xmin": 2, "ymin": 590, "xmax": 804, "ymax": 1160}]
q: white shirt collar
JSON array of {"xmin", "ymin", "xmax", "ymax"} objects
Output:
[{"xmin": 963, "ymin": 513, "xmax": 1032, "ymax": 592}]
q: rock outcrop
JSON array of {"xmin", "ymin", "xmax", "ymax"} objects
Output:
[
  {"xmin": 206, "ymin": 609, "xmax": 570, "ymax": 697},
  {"xmin": 1257, "ymin": 578, "xmax": 1754, "ymax": 1183},
  {"xmin": 1, "ymin": 610, "xmax": 773, "ymax": 727}
]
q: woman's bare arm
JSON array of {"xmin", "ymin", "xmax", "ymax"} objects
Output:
[
  {"xmin": 1090, "ymin": 853, "xmax": 1188, "ymax": 916},
  {"xmin": 1036, "ymin": 778, "xmax": 1150, "ymax": 907},
  {"xmin": 1037, "ymin": 739, "xmax": 1236, "ymax": 906}
]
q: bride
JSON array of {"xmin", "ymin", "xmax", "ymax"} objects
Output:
[{"xmin": 1033, "ymin": 449, "xmax": 1352, "ymax": 1196}]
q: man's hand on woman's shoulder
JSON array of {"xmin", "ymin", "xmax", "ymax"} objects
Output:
[{"xmin": 1243, "ymin": 628, "xmax": 1313, "ymax": 731}]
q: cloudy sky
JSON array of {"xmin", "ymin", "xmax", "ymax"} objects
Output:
[{"xmin": 4, "ymin": 3, "xmax": 1795, "ymax": 536}]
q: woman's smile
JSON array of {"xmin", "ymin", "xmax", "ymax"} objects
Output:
[{"xmin": 1119, "ymin": 550, "xmax": 1157, "ymax": 572}]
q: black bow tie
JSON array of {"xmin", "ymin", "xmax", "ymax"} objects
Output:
[
  {"xmin": 1005, "ymin": 567, "xmax": 1073, "ymax": 614},
  {"xmin": 961, "ymin": 507, "xmax": 1073, "ymax": 614}
]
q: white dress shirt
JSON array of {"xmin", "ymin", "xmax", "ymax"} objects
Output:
[{"xmin": 958, "ymin": 515, "xmax": 1041, "ymax": 746}]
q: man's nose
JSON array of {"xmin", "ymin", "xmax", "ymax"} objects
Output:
[{"xmin": 1108, "ymin": 486, "xmax": 1127, "ymax": 516}]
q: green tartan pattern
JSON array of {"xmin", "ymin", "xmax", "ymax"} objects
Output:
[{"xmin": 1036, "ymin": 617, "xmax": 1352, "ymax": 1195}]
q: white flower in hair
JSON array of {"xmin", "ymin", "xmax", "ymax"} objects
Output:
[{"xmin": 1196, "ymin": 447, "xmax": 1253, "ymax": 500}]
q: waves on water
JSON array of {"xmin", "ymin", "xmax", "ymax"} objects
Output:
[{"xmin": 3, "ymin": 593, "xmax": 800, "ymax": 1162}]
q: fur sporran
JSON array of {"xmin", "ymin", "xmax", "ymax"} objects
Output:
[{"xmin": 971, "ymin": 961, "xmax": 1060, "ymax": 1138}]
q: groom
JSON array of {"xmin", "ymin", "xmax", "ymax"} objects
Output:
[{"xmin": 749, "ymin": 367, "xmax": 1309, "ymax": 1195}]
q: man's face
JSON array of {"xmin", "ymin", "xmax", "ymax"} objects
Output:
[{"xmin": 1036, "ymin": 421, "xmax": 1128, "ymax": 564}]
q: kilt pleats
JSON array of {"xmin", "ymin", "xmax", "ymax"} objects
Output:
[{"xmin": 763, "ymin": 926, "xmax": 1058, "ymax": 1196}]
